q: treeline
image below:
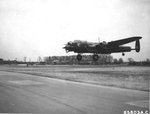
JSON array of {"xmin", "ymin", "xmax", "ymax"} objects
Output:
[
  {"xmin": 127, "ymin": 58, "xmax": 150, "ymax": 66},
  {"xmin": 44, "ymin": 55, "xmax": 113, "ymax": 65},
  {"xmin": 0, "ymin": 58, "xmax": 35, "ymax": 65},
  {"xmin": 0, "ymin": 55, "xmax": 114, "ymax": 65},
  {"xmin": 0, "ymin": 56, "xmax": 150, "ymax": 66}
]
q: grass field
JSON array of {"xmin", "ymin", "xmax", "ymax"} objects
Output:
[{"xmin": 0, "ymin": 65, "xmax": 149, "ymax": 91}]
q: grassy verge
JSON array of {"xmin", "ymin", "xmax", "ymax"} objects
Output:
[{"xmin": 0, "ymin": 65, "xmax": 149, "ymax": 91}]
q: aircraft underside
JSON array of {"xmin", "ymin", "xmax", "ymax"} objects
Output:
[
  {"xmin": 76, "ymin": 54, "xmax": 99, "ymax": 61},
  {"xmin": 75, "ymin": 46, "xmax": 132, "ymax": 61}
]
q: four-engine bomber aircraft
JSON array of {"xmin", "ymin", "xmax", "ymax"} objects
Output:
[{"xmin": 63, "ymin": 36, "xmax": 142, "ymax": 61}]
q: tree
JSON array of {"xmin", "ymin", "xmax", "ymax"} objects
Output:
[
  {"xmin": 118, "ymin": 58, "xmax": 123, "ymax": 64},
  {"xmin": 113, "ymin": 58, "xmax": 118, "ymax": 64},
  {"xmin": 24, "ymin": 57, "xmax": 27, "ymax": 63},
  {"xmin": 146, "ymin": 58, "xmax": 150, "ymax": 62},
  {"xmin": 0, "ymin": 58, "xmax": 3, "ymax": 64},
  {"xmin": 37, "ymin": 56, "xmax": 42, "ymax": 62},
  {"xmin": 128, "ymin": 58, "xmax": 134, "ymax": 63}
]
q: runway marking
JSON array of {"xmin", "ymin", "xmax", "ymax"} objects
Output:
[
  {"xmin": 8, "ymin": 80, "xmax": 43, "ymax": 85},
  {"xmin": 126, "ymin": 100, "xmax": 149, "ymax": 108}
]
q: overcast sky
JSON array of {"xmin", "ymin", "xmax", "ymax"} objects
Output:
[{"xmin": 0, "ymin": 0, "xmax": 150, "ymax": 61}]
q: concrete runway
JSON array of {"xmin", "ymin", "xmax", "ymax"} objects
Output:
[{"xmin": 0, "ymin": 71, "xmax": 149, "ymax": 114}]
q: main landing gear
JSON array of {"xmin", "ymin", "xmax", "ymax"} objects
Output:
[
  {"xmin": 76, "ymin": 54, "xmax": 82, "ymax": 61},
  {"xmin": 92, "ymin": 54, "xmax": 99, "ymax": 61},
  {"xmin": 76, "ymin": 54, "xmax": 99, "ymax": 61}
]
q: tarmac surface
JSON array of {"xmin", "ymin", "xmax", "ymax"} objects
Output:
[{"xmin": 0, "ymin": 71, "xmax": 149, "ymax": 114}]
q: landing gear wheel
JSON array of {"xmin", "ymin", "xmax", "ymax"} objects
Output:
[
  {"xmin": 77, "ymin": 54, "xmax": 82, "ymax": 61},
  {"xmin": 93, "ymin": 54, "xmax": 99, "ymax": 61},
  {"xmin": 122, "ymin": 53, "xmax": 125, "ymax": 56}
]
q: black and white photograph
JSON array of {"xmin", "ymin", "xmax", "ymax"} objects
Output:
[{"xmin": 0, "ymin": 0, "xmax": 149, "ymax": 113}]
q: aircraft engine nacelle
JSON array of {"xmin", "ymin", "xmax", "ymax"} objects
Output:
[
  {"xmin": 112, "ymin": 46, "xmax": 131, "ymax": 53},
  {"xmin": 135, "ymin": 40, "xmax": 140, "ymax": 52}
]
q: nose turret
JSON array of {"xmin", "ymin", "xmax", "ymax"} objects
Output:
[
  {"xmin": 63, "ymin": 42, "xmax": 71, "ymax": 49},
  {"xmin": 63, "ymin": 41, "xmax": 73, "ymax": 53}
]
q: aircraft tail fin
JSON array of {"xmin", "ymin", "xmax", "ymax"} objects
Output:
[{"xmin": 135, "ymin": 39, "xmax": 140, "ymax": 52}]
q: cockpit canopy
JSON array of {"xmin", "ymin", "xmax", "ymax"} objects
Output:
[
  {"xmin": 67, "ymin": 41, "xmax": 73, "ymax": 45},
  {"xmin": 67, "ymin": 40, "xmax": 87, "ymax": 45}
]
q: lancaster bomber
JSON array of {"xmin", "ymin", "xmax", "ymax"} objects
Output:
[{"xmin": 63, "ymin": 36, "xmax": 142, "ymax": 61}]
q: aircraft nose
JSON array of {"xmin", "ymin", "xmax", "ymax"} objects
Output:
[
  {"xmin": 63, "ymin": 46, "xmax": 67, "ymax": 49},
  {"xmin": 63, "ymin": 44, "xmax": 70, "ymax": 50},
  {"xmin": 63, "ymin": 44, "xmax": 69, "ymax": 48},
  {"xmin": 63, "ymin": 45, "xmax": 70, "ymax": 53},
  {"xmin": 63, "ymin": 42, "xmax": 72, "ymax": 48}
]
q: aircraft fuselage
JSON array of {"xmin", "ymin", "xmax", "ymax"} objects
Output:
[{"xmin": 63, "ymin": 36, "xmax": 142, "ymax": 61}]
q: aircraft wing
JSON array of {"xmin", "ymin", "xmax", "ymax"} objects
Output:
[{"xmin": 108, "ymin": 36, "xmax": 142, "ymax": 46}]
